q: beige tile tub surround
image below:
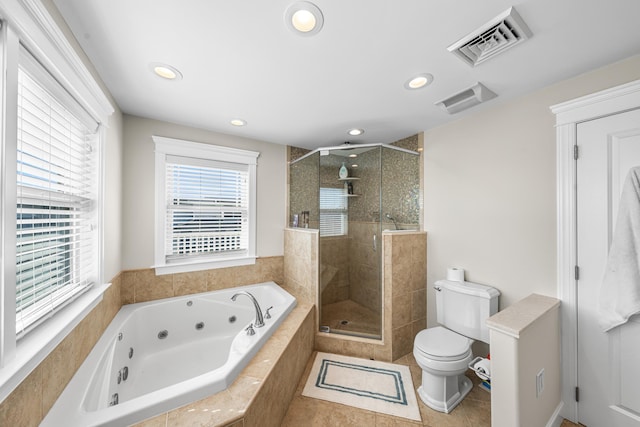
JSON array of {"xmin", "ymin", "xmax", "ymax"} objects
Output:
[
  {"xmin": 1, "ymin": 257, "xmax": 286, "ymax": 426},
  {"xmin": 133, "ymin": 304, "xmax": 315, "ymax": 427},
  {"xmin": 121, "ymin": 256, "xmax": 285, "ymax": 304},
  {"xmin": 314, "ymin": 231, "xmax": 427, "ymax": 362},
  {"xmin": 487, "ymin": 294, "xmax": 561, "ymax": 427},
  {"xmin": 0, "ymin": 274, "xmax": 122, "ymax": 427}
]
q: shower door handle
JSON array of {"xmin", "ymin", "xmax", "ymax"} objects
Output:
[{"xmin": 372, "ymin": 234, "xmax": 377, "ymax": 252}]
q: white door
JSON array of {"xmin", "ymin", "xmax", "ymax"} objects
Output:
[{"xmin": 577, "ymin": 108, "xmax": 640, "ymax": 427}]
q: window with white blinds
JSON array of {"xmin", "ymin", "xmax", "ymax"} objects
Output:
[
  {"xmin": 154, "ymin": 137, "xmax": 258, "ymax": 274},
  {"xmin": 15, "ymin": 57, "xmax": 99, "ymax": 337},
  {"xmin": 320, "ymin": 187, "xmax": 347, "ymax": 236},
  {"xmin": 165, "ymin": 157, "xmax": 248, "ymax": 261}
]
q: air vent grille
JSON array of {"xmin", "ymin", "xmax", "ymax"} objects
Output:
[
  {"xmin": 435, "ymin": 82, "xmax": 497, "ymax": 114},
  {"xmin": 448, "ymin": 7, "xmax": 532, "ymax": 67}
]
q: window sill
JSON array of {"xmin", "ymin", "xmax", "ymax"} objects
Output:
[
  {"xmin": 0, "ymin": 282, "xmax": 110, "ymax": 403},
  {"xmin": 153, "ymin": 255, "xmax": 257, "ymax": 276}
]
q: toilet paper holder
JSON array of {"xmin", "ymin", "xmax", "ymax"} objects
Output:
[{"xmin": 468, "ymin": 356, "xmax": 491, "ymax": 381}]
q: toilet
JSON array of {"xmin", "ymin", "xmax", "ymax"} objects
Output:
[{"xmin": 413, "ymin": 279, "xmax": 499, "ymax": 413}]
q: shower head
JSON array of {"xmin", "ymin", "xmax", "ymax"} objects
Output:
[{"xmin": 385, "ymin": 213, "xmax": 399, "ymax": 230}]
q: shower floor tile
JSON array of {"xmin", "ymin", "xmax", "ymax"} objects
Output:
[{"xmin": 321, "ymin": 299, "xmax": 381, "ymax": 337}]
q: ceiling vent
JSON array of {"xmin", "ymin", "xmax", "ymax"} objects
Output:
[
  {"xmin": 448, "ymin": 7, "xmax": 532, "ymax": 67},
  {"xmin": 435, "ymin": 82, "xmax": 497, "ymax": 114}
]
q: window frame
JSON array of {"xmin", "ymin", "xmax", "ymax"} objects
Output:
[
  {"xmin": 319, "ymin": 186, "xmax": 348, "ymax": 237},
  {"xmin": 15, "ymin": 49, "xmax": 101, "ymax": 338},
  {"xmin": 0, "ymin": 0, "xmax": 114, "ymax": 402},
  {"xmin": 153, "ymin": 136, "xmax": 259, "ymax": 275}
]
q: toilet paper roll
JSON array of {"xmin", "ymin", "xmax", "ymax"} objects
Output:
[
  {"xmin": 446, "ymin": 267, "xmax": 465, "ymax": 282},
  {"xmin": 475, "ymin": 358, "xmax": 491, "ymax": 380}
]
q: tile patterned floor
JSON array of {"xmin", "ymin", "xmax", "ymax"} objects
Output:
[
  {"xmin": 283, "ymin": 351, "xmax": 583, "ymax": 427},
  {"xmin": 283, "ymin": 351, "xmax": 490, "ymax": 427}
]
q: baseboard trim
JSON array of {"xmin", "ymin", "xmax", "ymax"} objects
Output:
[{"xmin": 546, "ymin": 401, "xmax": 565, "ymax": 427}]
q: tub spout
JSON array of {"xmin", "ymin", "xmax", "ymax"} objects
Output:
[{"xmin": 231, "ymin": 291, "xmax": 265, "ymax": 328}]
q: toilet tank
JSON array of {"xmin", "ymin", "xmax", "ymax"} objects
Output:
[{"xmin": 435, "ymin": 279, "xmax": 500, "ymax": 344}]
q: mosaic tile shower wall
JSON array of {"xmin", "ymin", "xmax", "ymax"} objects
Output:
[
  {"xmin": 288, "ymin": 136, "xmax": 421, "ymax": 339},
  {"xmin": 382, "ymin": 146, "xmax": 420, "ymax": 229},
  {"xmin": 288, "ymin": 136, "xmax": 421, "ymax": 231},
  {"xmin": 289, "ymin": 151, "xmax": 319, "ymax": 228}
]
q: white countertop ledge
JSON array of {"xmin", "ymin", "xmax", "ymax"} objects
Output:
[{"xmin": 486, "ymin": 293, "xmax": 560, "ymax": 339}]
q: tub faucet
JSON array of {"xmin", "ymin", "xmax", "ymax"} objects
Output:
[{"xmin": 231, "ymin": 291, "xmax": 265, "ymax": 328}]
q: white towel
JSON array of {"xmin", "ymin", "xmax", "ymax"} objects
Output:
[{"xmin": 599, "ymin": 166, "xmax": 640, "ymax": 332}]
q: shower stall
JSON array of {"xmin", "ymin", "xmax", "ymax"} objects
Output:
[{"xmin": 289, "ymin": 143, "xmax": 421, "ymax": 339}]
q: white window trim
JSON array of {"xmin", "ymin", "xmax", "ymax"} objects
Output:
[
  {"xmin": 0, "ymin": 0, "xmax": 114, "ymax": 402},
  {"xmin": 153, "ymin": 136, "xmax": 259, "ymax": 275}
]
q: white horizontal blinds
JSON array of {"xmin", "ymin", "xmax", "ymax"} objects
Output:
[
  {"xmin": 15, "ymin": 52, "xmax": 99, "ymax": 338},
  {"xmin": 319, "ymin": 187, "xmax": 347, "ymax": 236},
  {"xmin": 165, "ymin": 155, "xmax": 249, "ymax": 261}
]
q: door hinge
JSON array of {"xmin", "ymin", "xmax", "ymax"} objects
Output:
[
  {"xmin": 574, "ymin": 145, "xmax": 579, "ymax": 160},
  {"xmin": 575, "ymin": 386, "xmax": 580, "ymax": 402},
  {"xmin": 575, "ymin": 265, "xmax": 580, "ymax": 280}
]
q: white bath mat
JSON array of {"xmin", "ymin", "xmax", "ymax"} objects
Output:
[{"xmin": 302, "ymin": 352, "xmax": 421, "ymax": 421}]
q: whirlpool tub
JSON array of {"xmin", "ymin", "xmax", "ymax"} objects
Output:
[{"xmin": 41, "ymin": 281, "xmax": 296, "ymax": 427}]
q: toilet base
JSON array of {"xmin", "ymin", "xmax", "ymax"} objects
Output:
[{"xmin": 417, "ymin": 373, "xmax": 472, "ymax": 414}]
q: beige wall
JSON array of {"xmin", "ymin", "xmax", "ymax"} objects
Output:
[
  {"xmin": 122, "ymin": 115, "xmax": 287, "ymax": 270},
  {"xmin": 103, "ymin": 112, "xmax": 124, "ymax": 280},
  {"xmin": 424, "ymin": 54, "xmax": 640, "ymax": 325}
]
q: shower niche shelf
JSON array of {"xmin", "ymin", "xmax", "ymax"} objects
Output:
[{"xmin": 339, "ymin": 177, "xmax": 360, "ymax": 196}]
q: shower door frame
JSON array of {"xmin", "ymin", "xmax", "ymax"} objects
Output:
[{"xmin": 317, "ymin": 145, "xmax": 383, "ymax": 340}]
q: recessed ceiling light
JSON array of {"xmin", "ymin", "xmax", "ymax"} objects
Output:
[
  {"xmin": 285, "ymin": 2, "xmax": 324, "ymax": 36},
  {"xmin": 293, "ymin": 10, "xmax": 316, "ymax": 32},
  {"xmin": 348, "ymin": 128, "xmax": 364, "ymax": 136},
  {"xmin": 150, "ymin": 63, "xmax": 183, "ymax": 81},
  {"xmin": 404, "ymin": 73, "xmax": 433, "ymax": 90},
  {"xmin": 349, "ymin": 154, "xmax": 357, "ymax": 158},
  {"xmin": 230, "ymin": 119, "xmax": 247, "ymax": 126},
  {"xmin": 351, "ymin": 164, "xmax": 359, "ymax": 168}
]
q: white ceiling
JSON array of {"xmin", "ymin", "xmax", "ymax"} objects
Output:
[{"xmin": 53, "ymin": 0, "xmax": 640, "ymax": 150}]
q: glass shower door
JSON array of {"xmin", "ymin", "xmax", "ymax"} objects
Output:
[{"xmin": 318, "ymin": 146, "xmax": 382, "ymax": 339}]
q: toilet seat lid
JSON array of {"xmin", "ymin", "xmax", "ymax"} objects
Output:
[{"xmin": 414, "ymin": 326, "xmax": 472, "ymax": 359}]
